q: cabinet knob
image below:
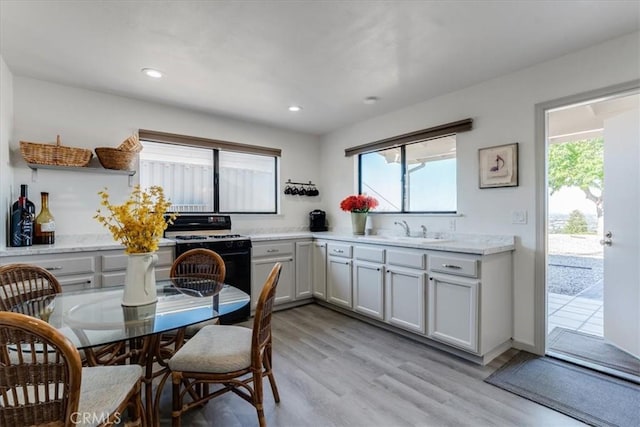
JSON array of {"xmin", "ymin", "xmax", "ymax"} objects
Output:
[
  {"xmin": 46, "ymin": 266, "xmax": 63, "ymax": 271},
  {"xmin": 442, "ymin": 264, "xmax": 462, "ymax": 269}
]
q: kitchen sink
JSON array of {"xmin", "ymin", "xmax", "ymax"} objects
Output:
[{"xmin": 362, "ymin": 235, "xmax": 452, "ymax": 244}]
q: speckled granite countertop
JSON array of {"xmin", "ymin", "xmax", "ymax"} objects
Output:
[
  {"xmin": 309, "ymin": 232, "xmax": 514, "ymax": 255},
  {"xmin": 1, "ymin": 231, "xmax": 514, "ymax": 257},
  {"xmin": 0, "ymin": 235, "xmax": 176, "ymax": 257}
]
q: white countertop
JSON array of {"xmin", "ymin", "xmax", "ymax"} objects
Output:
[
  {"xmin": 1, "ymin": 231, "xmax": 514, "ymax": 257},
  {"xmin": 309, "ymin": 232, "xmax": 514, "ymax": 255},
  {"xmin": 0, "ymin": 235, "xmax": 176, "ymax": 257}
]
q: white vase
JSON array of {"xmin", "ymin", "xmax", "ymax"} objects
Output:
[{"xmin": 122, "ymin": 252, "xmax": 158, "ymax": 306}]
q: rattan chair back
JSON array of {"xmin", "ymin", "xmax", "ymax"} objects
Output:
[
  {"xmin": 171, "ymin": 248, "xmax": 226, "ymax": 280},
  {"xmin": 0, "ymin": 264, "xmax": 62, "ymax": 315},
  {"xmin": 252, "ymin": 262, "xmax": 282, "ymax": 363},
  {"xmin": 0, "ymin": 311, "xmax": 82, "ymax": 426}
]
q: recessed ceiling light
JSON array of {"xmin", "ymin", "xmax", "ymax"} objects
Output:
[
  {"xmin": 363, "ymin": 96, "xmax": 379, "ymax": 105},
  {"xmin": 141, "ymin": 68, "xmax": 163, "ymax": 78},
  {"xmin": 288, "ymin": 105, "xmax": 302, "ymax": 112}
]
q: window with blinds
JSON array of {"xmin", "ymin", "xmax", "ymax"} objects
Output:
[
  {"xmin": 348, "ymin": 119, "xmax": 472, "ymax": 214},
  {"xmin": 138, "ymin": 131, "xmax": 279, "ymax": 214}
]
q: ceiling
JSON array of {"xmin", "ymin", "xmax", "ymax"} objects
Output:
[{"xmin": 1, "ymin": 1, "xmax": 638, "ymax": 135}]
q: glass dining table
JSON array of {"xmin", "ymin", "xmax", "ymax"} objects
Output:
[{"xmin": 20, "ymin": 278, "xmax": 250, "ymax": 426}]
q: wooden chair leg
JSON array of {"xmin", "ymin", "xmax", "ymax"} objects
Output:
[
  {"xmin": 253, "ymin": 370, "xmax": 266, "ymax": 427},
  {"xmin": 263, "ymin": 349, "xmax": 280, "ymax": 403},
  {"xmin": 124, "ymin": 387, "xmax": 144, "ymax": 427},
  {"xmin": 172, "ymin": 373, "xmax": 182, "ymax": 427}
]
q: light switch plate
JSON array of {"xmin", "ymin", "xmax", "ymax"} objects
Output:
[{"xmin": 511, "ymin": 210, "xmax": 527, "ymax": 224}]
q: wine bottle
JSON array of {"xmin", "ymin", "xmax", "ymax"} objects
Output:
[
  {"xmin": 35, "ymin": 192, "xmax": 55, "ymax": 245},
  {"xmin": 9, "ymin": 184, "xmax": 35, "ymax": 247}
]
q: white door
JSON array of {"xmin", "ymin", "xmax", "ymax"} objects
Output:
[{"xmin": 603, "ymin": 106, "xmax": 640, "ymax": 358}]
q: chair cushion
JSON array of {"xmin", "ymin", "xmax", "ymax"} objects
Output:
[
  {"xmin": 77, "ymin": 365, "xmax": 142, "ymax": 427},
  {"xmin": 169, "ymin": 325, "xmax": 252, "ymax": 373},
  {"xmin": 184, "ymin": 317, "xmax": 220, "ymax": 337}
]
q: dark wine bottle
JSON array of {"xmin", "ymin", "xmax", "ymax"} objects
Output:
[
  {"xmin": 9, "ymin": 184, "xmax": 35, "ymax": 247},
  {"xmin": 35, "ymin": 192, "xmax": 56, "ymax": 245}
]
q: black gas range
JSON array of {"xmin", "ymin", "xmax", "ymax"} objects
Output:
[{"xmin": 164, "ymin": 214, "xmax": 251, "ymax": 324}]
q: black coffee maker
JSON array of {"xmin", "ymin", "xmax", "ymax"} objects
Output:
[{"xmin": 309, "ymin": 210, "xmax": 328, "ymax": 231}]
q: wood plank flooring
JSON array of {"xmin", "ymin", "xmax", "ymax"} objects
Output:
[{"xmin": 158, "ymin": 304, "xmax": 585, "ymax": 426}]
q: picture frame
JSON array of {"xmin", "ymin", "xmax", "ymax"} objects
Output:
[{"xmin": 478, "ymin": 142, "xmax": 519, "ymax": 188}]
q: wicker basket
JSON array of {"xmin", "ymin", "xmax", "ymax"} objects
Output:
[
  {"xmin": 118, "ymin": 135, "xmax": 143, "ymax": 153},
  {"xmin": 95, "ymin": 147, "xmax": 138, "ymax": 170},
  {"xmin": 20, "ymin": 135, "xmax": 93, "ymax": 167}
]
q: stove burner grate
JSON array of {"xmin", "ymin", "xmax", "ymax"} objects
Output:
[{"xmin": 175, "ymin": 235, "xmax": 208, "ymax": 240}]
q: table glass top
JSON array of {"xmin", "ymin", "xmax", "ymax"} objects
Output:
[{"xmin": 18, "ymin": 279, "xmax": 249, "ymax": 349}]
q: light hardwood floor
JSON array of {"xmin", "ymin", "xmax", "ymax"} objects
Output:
[{"xmin": 158, "ymin": 304, "xmax": 585, "ymax": 426}]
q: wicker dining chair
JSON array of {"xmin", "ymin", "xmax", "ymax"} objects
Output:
[
  {"xmin": 170, "ymin": 248, "xmax": 227, "ymax": 337},
  {"xmin": 0, "ymin": 263, "xmax": 129, "ymax": 367},
  {"xmin": 0, "ymin": 311, "xmax": 145, "ymax": 427},
  {"xmin": 169, "ymin": 262, "xmax": 282, "ymax": 427},
  {"xmin": 0, "ymin": 263, "xmax": 62, "ymax": 315}
]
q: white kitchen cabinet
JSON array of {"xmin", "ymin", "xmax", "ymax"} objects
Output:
[
  {"xmin": 384, "ymin": 248, "xmax": 426, "ymax": 334},
  {"xmin": 295, "ymin": 241, "xmax": 313, "ymax": 299},
  {"xmin": 427, "ymin": 251, "xmax": 512, "ymax": 357},
  {"xmin": 0, "ymin": 252, "xmax": 96, "ymax": 291},
  {"xmin": 0, "ymin": 246, "xmax": 174, "ymax": 291},
  {"xmin": 251, "ymin": 241, "xmax": 295, "ymax": 311},
  {"xmin": 428, "ymin": 273, "xmax": 479, "ymax": 352},
  {"xmin": 385, "ymin": 266, "xmax": 426, "ymax": 334},
  {"xmin": 312, "ymin": 241, "xmax": 327, "ymax": 299},
  {"xmin": 327, "ymin": 255, "xmax": 353, "ymax": 308},
  {"xmin": 353, "ymin": 260, "xmax": 384, "ymax": 320}
]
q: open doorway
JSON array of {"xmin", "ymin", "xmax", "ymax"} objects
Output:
[{"xmin": 545, "ymin": 91, "xmax": 639, "ymax": 382}]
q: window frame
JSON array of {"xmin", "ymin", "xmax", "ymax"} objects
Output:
[
  {"xmin": 138, "ymin": 130, "xmax": 280, "ymax": 215},
  {"xmin": 357, "ymin": 139, "xmax": 458, "ymax": 215}
]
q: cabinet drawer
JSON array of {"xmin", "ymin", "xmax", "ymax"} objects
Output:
[
  {"xmin": 327, "ymin": 243, "xmax": 352, "ymax": 258},
  {"xmin": 429, "ymin": 255, "xmax": 478, "ymax": 278},
  {"xmin": 101, "ymin": 248, "xmax": 173, "ymax": 272},
  {"xmin": 387, "ymin": 249, "xmax": 425, "ymax": 269},
  {"xmin": 354, "ymin": 246, "xmax": 384, "ymax": 263},
  {"xmin": 29, "ymin": 256, "xmax": 95, "ymax": 276},
  {"xmin": 252, "ymin": 242, "xmax": 294, "ymax": 258}
]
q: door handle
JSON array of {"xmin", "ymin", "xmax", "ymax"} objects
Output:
[{"xmin": 600, "ymin": 231, "xmax": 613, "ymax": 246}]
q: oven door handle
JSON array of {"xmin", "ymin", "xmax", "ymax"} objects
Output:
[{"xmin": 219, "ymin": 251, "xmax": 251, "ymax": 257}]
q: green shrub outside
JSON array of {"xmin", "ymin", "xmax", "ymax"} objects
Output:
[{"xmin": 563, "ymin": 210, "xmax": 588, "ymax": 234}]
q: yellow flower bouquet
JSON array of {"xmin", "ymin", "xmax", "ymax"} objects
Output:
[{"xmin": 94, "ymin": 185, "xmax": 177, "ymax": 254}]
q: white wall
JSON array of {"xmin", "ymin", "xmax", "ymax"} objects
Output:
[
  {"xmin": 0, "ymin": 56, "xmax": 14, "ymax": 249},
  {"xmin": 11, "ymin": 78, "xmax": 323, "ymax": 235},
  {"xmin": 320, "ymin": 32, "xmax": 640, "ymax": 348}
]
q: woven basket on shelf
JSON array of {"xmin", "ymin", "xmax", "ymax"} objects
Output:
[
  {"xmin": 20, "ymin": 135, "xmax": 93, "ymax": 167},
  {"xmin": 95, "ymin": 147, "xmax": 138, "ymax": 170},
  {"xmin": 118, "ymin": 135, "xmax": 143, "ymax": 153}
]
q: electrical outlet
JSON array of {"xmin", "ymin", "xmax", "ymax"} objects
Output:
[
  {"xmin": 511, "ymin": 210, "xmax": 527, "ymax": 225},
  {"xmin": 449, "ymin": 218, "xmax": 456, "ymax": 231}
]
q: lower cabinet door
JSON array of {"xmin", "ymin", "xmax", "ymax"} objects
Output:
[
  {"xmin": 251, "ymin": 257, "xmax": 294, "ymax": 310},
  {"xmin": 353, "ymin": 261, "xmax": 384, "ymax": 320},
  {"xmin": 385, "ymin": 267, "xmax": 426, "ymax": 334},
  {"xmin": 327, "ymin": 256, "xmax": 352, "ymax": 308},
  {"xmin": 427, "ymin": 273, "xmax": 479, "ymax": 352}
]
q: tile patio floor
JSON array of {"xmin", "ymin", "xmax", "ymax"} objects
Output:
[{"xmin": 548, "ymin": 292, "xmax": 603, "ymax": 336}]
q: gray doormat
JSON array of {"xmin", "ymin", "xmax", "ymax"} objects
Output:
[
  {"xmin": 485, "ymin": 352, "xmax": 640, "ymax": 427},
  {"xmin": 548, "ymin": 327, "xmax": 640, "ymax": 378}
]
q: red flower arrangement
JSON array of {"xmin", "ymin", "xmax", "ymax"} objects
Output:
[{"xmin": 340, "ymin": 194, "xmax": 379, "ymax": 213}]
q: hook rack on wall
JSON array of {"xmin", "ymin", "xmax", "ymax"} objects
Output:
[{"xmin": 284, "ymin": 179, "xmax": 319, "ymax": 196}]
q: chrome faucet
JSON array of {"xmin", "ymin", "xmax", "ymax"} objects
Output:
[
  {"xmin": 421, "ymin": 225, "xmax": 427, "ymax": 238},
  {"xmin": 394, "ymin": 220, "xmax": 410, "ymax": 237}
]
